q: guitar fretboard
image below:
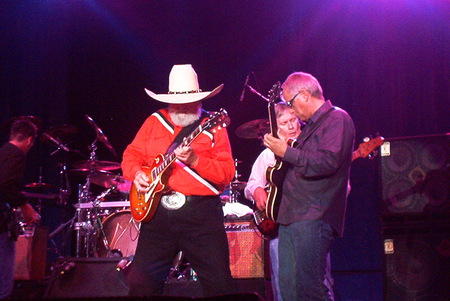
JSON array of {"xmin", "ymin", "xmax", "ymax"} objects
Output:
[{"xmin": 151, "ymin": 124, "xmax": 205, "ymax": 180}]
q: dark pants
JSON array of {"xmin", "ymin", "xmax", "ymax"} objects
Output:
[
  {"xmin": 128, "ymin": 195, "xmax": 235, "ymax": 297},
  {"xmin": 279, "ymin": 219, "xmax": 335, "ymax": 301}
]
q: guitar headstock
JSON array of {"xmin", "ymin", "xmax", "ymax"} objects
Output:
[
  {"xmin": 204, "ymin": 108, "xmax": 230, "ymax": 132},
  {"xmin": 354, "ymin": 135, "xmax": 384, "ymax": 160},
  {"xmin": 268, "ymin": 81, "xmax": 282, "ymax": 104}
]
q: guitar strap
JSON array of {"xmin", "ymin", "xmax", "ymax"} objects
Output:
[
  {"xmin": 295, "ymin": 106, "xmax": 336, "ymax": 148},
  {"xmin": 165, "ymin": 111, "xmax": 209, "ymax": 155},
  {"xmin": 163, "ymin": 110, "xmax": 221, "ymax": 194}
]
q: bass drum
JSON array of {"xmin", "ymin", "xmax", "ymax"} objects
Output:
[{"xmin": 97, "ymin": 210, "xmax": 140, "ymax": 258}]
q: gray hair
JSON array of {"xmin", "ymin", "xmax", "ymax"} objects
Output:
[{"xmin": 282, "ymin": 72, "xmax": 324, "ymax": 100}]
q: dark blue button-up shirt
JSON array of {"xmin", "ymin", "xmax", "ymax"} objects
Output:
[{"xmin": 278, "ymin": 100, "xmax": 355, "ymax": 237}]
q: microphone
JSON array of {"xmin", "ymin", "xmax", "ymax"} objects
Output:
[
  {"xmin": 42, "ymin": 133, "xmax": 70, "ymax": 152},
  {"xmin": 239, "ymin": 73, "xmax": 251, "ymax": 102}
]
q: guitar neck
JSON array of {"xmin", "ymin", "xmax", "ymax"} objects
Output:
[
  {"xmin": 152, "ymin": 124, "xmax": 204, "ymax": 179},
  {"xmin": 268, "ymin": 102, "xmax": 278, "ymax": 138},
  {"xmin": 351, "ymin": 149, "xmax": 360, "ymax": 162}
]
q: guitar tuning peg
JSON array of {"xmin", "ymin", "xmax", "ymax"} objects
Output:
[{"xmin": 363, "ymin": 137, "xmax": 370, "ymax": 142}]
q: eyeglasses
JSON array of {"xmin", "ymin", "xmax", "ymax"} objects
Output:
[{"xmin": 286, "ymin": 91, "xmax": 301, "ymax": 107}]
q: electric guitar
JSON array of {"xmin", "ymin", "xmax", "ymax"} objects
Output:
[
  {"xmin": 252, "ymin": 204, "xmax": 279, "ymax": 237},
  {"xmin": 129, "ymin": 109, "xmax": 230, "ymax": 223},
  {"xmin": 264, "ymin": 82, "xmax": 292, "ymax": 222},
  {"xmin": 265, "ymin": 129, "xmax": 384, "ymax": 223},
  {"xmin": 352, "ymin": 136, "xmax": 384, "ymax": 161}
]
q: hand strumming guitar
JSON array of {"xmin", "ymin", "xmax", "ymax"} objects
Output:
[
  {"xmin": 174, "ymin": 145, "xmax": 199, "ymax": 167},
  {"xmin": 134, "ymin": 170, "xmax": 150, "ymax": 193},
  {"xmin": 253, "ymin": 187, "xmax": 268, "ymax": 211}
]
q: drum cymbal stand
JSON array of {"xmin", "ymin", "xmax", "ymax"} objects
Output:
[
  {"xmin": 74, "ymin": 177, "xmax": 94, "ymax": 257},
  {"xmin": 230, "ymin": 159, "xmax": 242, "ymax": 203},
  {"xmin": 92, "ymin": 185, "xmax": 118, "ymax": 257},
  {"xmin": 74, "ymin": 140, "xmax": 98, "ymax": 257}
]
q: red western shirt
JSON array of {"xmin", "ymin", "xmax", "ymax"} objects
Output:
[{"xmin": 121, "ymin": 108, "xmax": 235, "ymax": 196}]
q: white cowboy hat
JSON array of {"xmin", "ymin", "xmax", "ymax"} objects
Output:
[{"xmin": 144, "ymin": 64, "xmax": 224, "ymax": 104}]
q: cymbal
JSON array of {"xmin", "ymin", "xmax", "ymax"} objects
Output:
[
  {"xmin": 42, "ymin": 124, "xmax": 78, "ymax": 140},
  {"xmin": 72, "ymin": 160, "xmax": 120, "ymax": 171},
  {"xmin": 24, "ymin": 182, "xmax": 54, "ymax": 189},
  {"xmin": 89, "ymin": 170, "xmax": 126, "ymax": 188},
  {"xmin": 235, "ymin": 119, "xmax": 270, "ymax": 139},
  {"xmin": 85, "ymin": 115, "xmax": 118, "ymax": 157},
  {"xmin": 21, "ymin": 191, "xmax": 57, "ymax": 199},
  {"xmin": 226, "ymin": 181, "xmax": 247, "ymax": 191}
]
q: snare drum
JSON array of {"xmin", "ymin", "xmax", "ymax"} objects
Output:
[{"xmin": 97, "ymin": 210, "xmax": 140, "ymax": 258}]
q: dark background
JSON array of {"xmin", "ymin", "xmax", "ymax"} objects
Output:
[{"xmin": 1, "ymin": 0, "xmax": 449, "ymax": 300}]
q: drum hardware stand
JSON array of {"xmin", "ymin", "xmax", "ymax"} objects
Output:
[
  {"xmin": 75, "ymin": 182, "xmax": 95, "ymax": 257},
  {"xmin": 45, "ymin": 131, "xmax": 80, "ymax": 207},
  {"xmin": 57, "ymin": 162, "xmax": 70, "ymax": 207},
  {"xmin": 74, "ymin": 141, "xmax": 99, "ymax": 257},
  {"xmin": 48, "ymin": 215, "xmax": 76, "ymax": 257},
  {"xmin": 45, "ymin": 132, "xmax": 79, "ymax": 256},
  {"xmin": 166, "ymin": 251, "xmax": 197, "ymax": 281},
  {"xmin": 73, "ymin": 135, "xmax": 108, "ymax": 257},
  {"xmin": 230, "ymin": 159, "xmax": 243, "ymax": 203},
  {"xmin": 92, "ymin": 185, "xmax": 118, "ymax": 258}
]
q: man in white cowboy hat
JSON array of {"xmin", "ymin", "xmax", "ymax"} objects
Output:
[{"xmin": 121, "ymin": 64, "xmax": 236, "ymax": 297}]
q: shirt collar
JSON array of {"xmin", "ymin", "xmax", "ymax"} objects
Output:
[{"xmin": 306, "ymin": 100, "xmax": 333, "ymax": 126}]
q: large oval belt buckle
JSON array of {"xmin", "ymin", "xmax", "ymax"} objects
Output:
[{"xmin": 161, "ymin": 191, "xmax": 186, "ymax": 210}]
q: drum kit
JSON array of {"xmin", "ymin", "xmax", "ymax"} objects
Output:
[
  {"xmin": 2, "ymin": 115, "xmax": 137, "ymax": 259},
  {"xmin": 5, "ymin": 113, "xmax": 270, "ymax": 261},
  {"xmin": 64, "ymin": 115, "xmax": 137, "ymax": 258}
]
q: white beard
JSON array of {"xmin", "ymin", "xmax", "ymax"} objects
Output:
[{"xmin": 169, "ymin": 107, "xmax": 202, "ymax": 127}]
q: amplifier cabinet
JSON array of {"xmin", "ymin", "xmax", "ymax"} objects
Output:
[
  {"xmin": 225, "ymin": 219, "xmax": 265, "ymax": 279},
  {"xmin": 378, "ymin": 134, "xmax": 449, "ymax": 216},
  {"xmin": 14, "ymin": 226, "xmax": 48, "ymax": 280},
  {"xmin": 383, "ymin": 224, "xmax": 450, "ymax": 300}
]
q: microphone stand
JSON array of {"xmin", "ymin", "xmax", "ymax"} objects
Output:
[{"xmin": 246, "ymin": 84, "xmax": 269, "ymax": 102}]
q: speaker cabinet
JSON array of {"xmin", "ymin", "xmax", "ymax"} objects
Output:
[
  {"xmin": 383, "ymin": 224, "xmax": 450, "ymax": 300},
  {"xmin": 44, "ymin": 257, "xmax": 129, "ymax": 298},
  {"xmin": 14, "ymin": 226, "xmax": 48, "ymax": 280},
  {"xmin": 379, "ymin": 134, "xmax": 449, "ymax": 215},
  {"xmin": 225, "ymin": 218, "xmax": 265, "ymax": 278}
]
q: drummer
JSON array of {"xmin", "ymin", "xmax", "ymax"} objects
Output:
[{"xmin": 0, "ymin": 118, "xmax": 41, "ymax": 299}]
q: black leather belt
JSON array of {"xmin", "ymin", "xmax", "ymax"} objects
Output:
[{"xmin": 185, "ymin": 195, "xmax": 217, "ymax": 202}]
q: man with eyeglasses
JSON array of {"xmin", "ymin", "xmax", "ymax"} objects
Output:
[{"xmin": 263, "ymin": 72, "xmax": 355, "ymax": 300}]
